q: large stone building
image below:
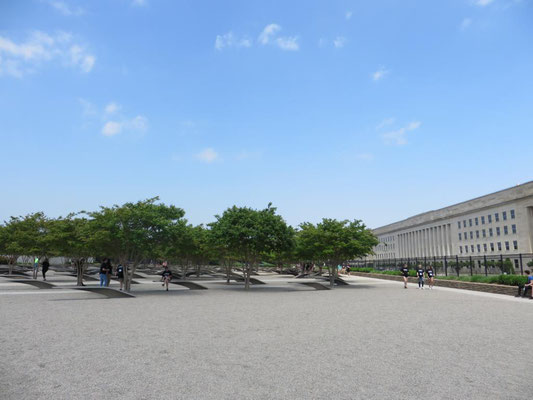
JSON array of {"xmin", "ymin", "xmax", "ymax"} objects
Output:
[{"xmin": 370, "ymin": 182, "xmax": 533, "ymax": 268}]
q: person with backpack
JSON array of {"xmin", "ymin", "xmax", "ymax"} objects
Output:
[
  {"xmin": 105, "ymin": 259, "xmax": 113, "ymax": 287},
  {"xmin": 116, "ymin": 264, "xmax": 125, "ymax": 291},
  {"xmin": 416, "ymin": 265, "xmax": 425, "ymax": 289},
  {"xmin": 400, "ymin": 264, "xmax": 409, "ymax": 289},
  {"xmin": 41, "ymin": 258, "xmax": 50, "ymax": 281}
]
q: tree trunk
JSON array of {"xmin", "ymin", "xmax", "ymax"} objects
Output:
[
  {"xmin": 125, "ymin": 263, "xmax": 137, "ymax": 292},
  {"xmin": 225, "ymin": 262, "xmax": 231, "ymax": 284},
  {"xmin": 75, "ymin": 260, "xmax": 86, "ymax": 286},
  {"xmin": 244, "ymin": 262, "xmax": 251, "ymax": 290},
  {"xmin": 196, "ymin": 264, "xmax": 200, "ymax": 278}
]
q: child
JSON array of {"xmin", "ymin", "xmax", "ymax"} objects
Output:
[
  {"xmin": 161, "ymin": 263, "xmax": 172, "ymax": 291},
  {"xmin": 416, "ymin": 265, "xmax": 425, "ymax": 289}
]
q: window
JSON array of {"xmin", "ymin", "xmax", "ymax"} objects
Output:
[
  {"xmin": 458, "ymin": 233, "xmax": 462, "ymax": 241},
  {"xmin": 512, "ymin": 224, "xmax": 516, "ymax": 234},
  {"xmin": 458, "ymin": 221, "xmax": 461, "ymax": 229},
  {"xmin": 488, "ymin": 214, "xmax": 492, "ymax": 223},
  {"xmin": 483, "ymin": 243, "xmax": 487, "ymax": 252},
  {"xmin": 503, "ymin": 211, "xmax": 507, "ymax": 221},
  {"xmin": 476, "ymin": 230, "xmax": 479, "ymax": 238},
  {"xmin": 505, "ymin": 241, "xmax": 510, "ymax": 251},
  {"xmin": 463, "ymin": 220, "xmax": 467, "ymax": 228},
  {"xmin": 465, "ymin": 246, "xmax": 468, "ymax": 253},
  {"xmin": 482, "ymin": 229, "xmax": 486, "ymax": 238},
  {"xmin": 469, "ymin": 231, "xmax": 473, "ymax": 239},
  {"xmin": 496, "ymin": 227, "xmax": 501, "ymax": 236},
  {"xmin": 477, "ymin": 244, "xmax": 481, "ymax": 253},
  {"xmin": 504, "ymin": 226, "xmax": 508, "ymax": 235},
  {"xmin": 481, "ymin": 216, "xmax": 485, "ymax": 224},
  {"xmin": 475, "ymin": 217, "xmax": 479, "ymax": 226},
  {"xmin": 513, "ymin": 240, "xmax": 518, "ymax": 250},
  {"xmin": 489, "ymin": 228, "xmax": 493, "ymax": 237},
  {"xmin": 511, "ymin": 209, "xmax": 515, "ymax": 219},
  {"xmin": 490, "ymin": 243, "xmax": 494, "ymax": 251},
  {"xmin": 471, "ymin": 245, "xmax": 474, "ymax": 253},
  {"xmin": 459, "ymin": 246, "xmax": 463, "ymax": 254},
  {"xmin": 469, "ymin": 219, "xmax": 472, "ymax": 227},
  {"xmin": 495, "ymin": 213, "xmax": 499, "ymax": 222},
  {"xmin": 497, "ymin": 242, "xmax": 502, "ymax": 251}
]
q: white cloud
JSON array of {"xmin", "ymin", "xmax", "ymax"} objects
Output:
[
  {"xmin": 102, "ymin": 121, "xmax": 122, "ymax": 136},
  {"xmin": 333, "ymin": 36, "xmax": 346, "ymax": 48},
  {"xmin": 105, "ymin": 102, "xmax": 120, "ymax": 115},
  {"xmin": 215, "ymin": 32, "xmax": 252, "ymax": 50},
  {"xmin": 131, "ymin": 0, "xmax": 147, "ymax": 6},
  {"xmin": 346, "ymin": 11, "xmax": 353, "ymax": 20},
  {"xmin": 376, "ymin": 117, "xmax": 395, "ymax": 130},
  {"xmin": 0, "ymin": 31, "xmax": 95, "ymax": 77},
  {"xmin": 382, "ymin": 121, "xmax": 422, "ymax": 146},
  {"xmin": 460, "ymin": 18, "xmax": 472, "ymax": 30},
  {"xmin": 101, "ymin": 115, "xmax": 148, "ymax": 137},
  {"xmin": 47, "ymin": 1, "xmax": 84, "ymax": 16},
  {"xmin": 355, "ymin": 153, "xmax": 374, "ymax": 161},
  {"xmin": 476, "ymin": 0, "xmax": 494, "ymax": 5},
  {"xmin": 276, "ymin": 36, "xmax": 299, "ymax": 51},
  {"xmin": 257, "ymin": 24, "xmax": 299, "ymax": 51},
  {"xmin": 258, "ymin": 24, "xmax": 281, "ymax": 45},
  {"xmin": 196, "ymin": 148, "xmax": 218, "ymax": 163},
  {"xmin": 372, "ymin": 66, "xmax": 390, "ymax": 81}
]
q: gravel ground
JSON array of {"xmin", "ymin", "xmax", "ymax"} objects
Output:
[{"xmin": 0, "ymin": 273, "xmax": 531, "ymax": 400}]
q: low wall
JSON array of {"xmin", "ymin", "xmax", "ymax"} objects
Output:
[{"xmin": 351, "ymin": 272, "xmax": 517, "ymax": 296}]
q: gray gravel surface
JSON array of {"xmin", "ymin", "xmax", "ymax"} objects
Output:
[{"xmin": 1, "ymin": 275, "xmax": 531, "ymax": 400}]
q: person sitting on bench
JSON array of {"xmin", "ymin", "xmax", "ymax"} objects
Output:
[{"xmin": 517, "ymin": 270, "xmax": 533, "ymax": 298}]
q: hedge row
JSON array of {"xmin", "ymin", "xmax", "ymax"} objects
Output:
[{"xmin": 350, "ymin": 267, "xmax": 528, "ymax": 286}]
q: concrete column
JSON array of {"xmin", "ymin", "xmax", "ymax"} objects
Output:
[{"xmin": 443, "ymin": 225, "xmax": 448, "ymax": 256}]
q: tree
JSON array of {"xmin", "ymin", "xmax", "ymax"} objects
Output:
[
  {"xmin": 297, "ymin": 219, "xmax": 378, "ymax": 287},
  {"xmin": 501, "ymin": 258, "xmax": 515, "ymax": 275},
  {"xmin": 48, "ymin": 214, "xmax": 93, "ymax": 286},
  {"xmin": 210, "ymin": 204, "xmax": 293, "ymax": 289},
  {"xmin": 85, "ymin": 198, "xmax": 185, "ymax": 292},
  {"xmin": 0, "ymin": 212, "xmax": 50, "ymax": 275}
]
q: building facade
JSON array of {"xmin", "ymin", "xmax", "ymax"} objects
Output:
[{"xmin": 370, "ymin": 182, "xmax": 533, "ymax": 267}]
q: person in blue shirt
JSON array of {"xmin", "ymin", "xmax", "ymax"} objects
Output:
[{"xmin": 517, "ymin": 270, "xmax": 533, "ymax": 298}]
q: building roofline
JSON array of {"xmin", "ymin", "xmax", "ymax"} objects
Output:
[{"xmin": 372, "ymin": 180, "xmax": 533, "ymax": 234}]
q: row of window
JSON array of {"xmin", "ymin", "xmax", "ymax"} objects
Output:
[
  {"xmin": 459, "ymin": 240, "xmax": 518, "ymax": 254},
  {"xmin": 457, "ymin": 210, "xmax": 515, "ymax": 229},
  {"xmin": 458, "ymin": 225, "xmax": 517, "ymax": 240}
]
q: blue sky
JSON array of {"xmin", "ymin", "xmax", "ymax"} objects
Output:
[{"xmin": 1, "ymin": 0, "xmax": 532, "ymax": 228}]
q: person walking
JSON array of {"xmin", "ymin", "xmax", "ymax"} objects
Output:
[
  {"xmin": 33, "ymin": 256, "xmax": 39, "ymax": 279},
  {"xmin": 116, "ymin": 264, "xmax": 125, "ymax": 291},
  {"xmin": 161, "ymin": 263, "xmax": 172, "ymax": 291},
  {"xmin": 416, "ymin": 265, "xmax": 425, "ymax": 289},
  {"xmin": 400, "ymin": 264, "xmax": 409, "ymax": 289},
  {"xmin": 41, "ymin": 258, "xmax": 50, "ymax": 281},
  {"xmin": 426, "ymin": 265, "xmax": 435, "ymax": 289},
  {"xmin": 99, "ymin": 259, "xmax": 108, "ymax": 287},
  {"xmin": 105, "ymin": 259, "xmax": 112, "ymax": 287}
]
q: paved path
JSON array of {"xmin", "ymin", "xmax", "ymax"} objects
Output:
[{"xmin": 0, "ymin": 273, "xmax": 531, "ymax": 400}]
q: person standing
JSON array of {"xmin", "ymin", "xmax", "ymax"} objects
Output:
[
  {"xmin": 416, "ymin": 265, "xmax": 425, "ymax": 289},
  {"xmin": 426, "ymin": 265, "xmax": 435, "ymax": 289},
  {"xmin": 41, "ymin": 258, "xmax": 50, "ymax": 281},
  {"xmin": 400, "ymin": 264, "xmax": 409, "ymax": 289},
  {"xmin": 33, "ymin": 256, "xmax": 39, "ymax": 279},
  {"xmin": 161, "ymin": 263, "xmax": 172, "ymax": 291},
  {"xmin": 99, "ymin": 259, "xmax": 108, "ymax": 287},
  {"xmin": 105, "ymin": 259, "xmax": 112, "ymax": 287},
  {"xmin": 116, "ymin": 264, "xmax": 125, "ymax": 291}
]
